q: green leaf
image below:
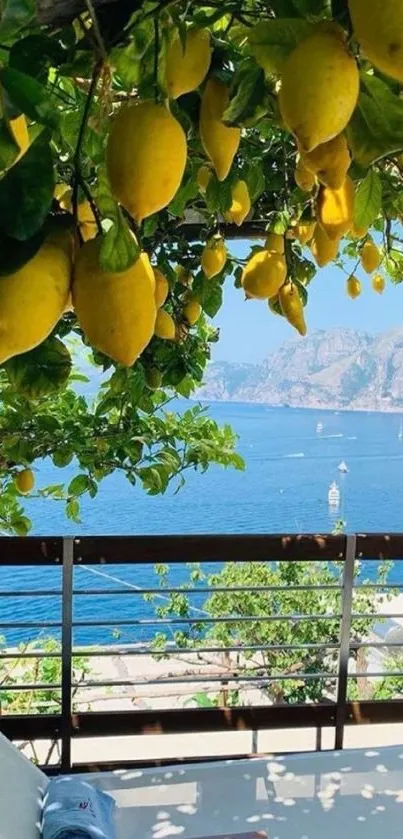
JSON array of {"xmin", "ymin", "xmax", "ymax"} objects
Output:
[
  {"xmin": 0, "ymin": 67, "xmax": 59, "ymax": 128},
  {"xmin": 68, "ymin": 474, "xmax": 91, "ymax": 497},
  {"xmin": 249, "ymin": 18, "xmax": 314, "ymax": 75},
  {"xmin": 223, "ymin": 59, "xmax": 267, "ymax": 125},
  {"xmin": 244, "ymin": 163, "xmax": 266, "ymax": 202},
  {"xmin": 0, "ymin": 131, "xmax": 54, "ymax": 240},
  {"xmin": 111, "ymin": 41, "xmax": 142, "ymax": 90},
  {"xmin": 347, "ymin": 76, "xmax": 403, "ymax": 167},
  {"xmin": 354, "ymin": 169, "xmax": 382, "ymax": 230},
  {"xmin": 205, "ymin": 174, "xmax": 233, "ymax": 214},
  {"xmin": 66, "ymin": 497, "xmax": 81, "ymax": 523},
  {"xmin": 53, "ymin": 448, "xmax": 73, "ymax": 468},
  {"xmin": 224, "ymin": 62, "xmax": 267, "ymax": 127},
  {"xmin": 193, "ymin": 274, "xmax": 223, "ymax": 317},
  {"xmin": 99, "ymin": 209, "xmax": 140, "ymax": 273},
  {"xmin": 96, "ymin": 165, "xmax": 140, "ymax": 272},
  {"xmin": 4, "ymin": 337, "xmax": 72, "ymax": 399},
  {"xmin": 168, "ymin": 176, "xmax": 199, "ymax": 217},
  {"xmin": 0, "ymin": 0, "xmax": 35, "ymax": 43}
]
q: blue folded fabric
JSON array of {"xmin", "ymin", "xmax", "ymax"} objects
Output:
[{"xmin": 42, "ymin": 776, "xmax": 116, "ymax": 839}]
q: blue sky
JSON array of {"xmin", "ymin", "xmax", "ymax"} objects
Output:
[{"xmin": 213, "ymin": 240, "xmax": 403, "ymax": 364}]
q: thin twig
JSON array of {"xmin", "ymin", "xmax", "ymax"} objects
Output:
[
  {"xmin": 72, "ymin": 59, "xmax": 102, "ymax": 241},
  {"xmin": 84, "ymin": 0, "xmax": 108, "ymax": 61}
]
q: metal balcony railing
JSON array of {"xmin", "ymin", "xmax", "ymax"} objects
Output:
[{"xmin": 1, "ymin": 534, "xmax": 403, "ymax": 773}]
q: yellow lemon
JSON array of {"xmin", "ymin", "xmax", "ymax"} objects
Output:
[
  {"xmin": 224, "ymin": 180, "xmax": 251, "ymax": 226},
  {"xmin": 301, "ymin": 134, "xmax": 351, "ymax": 190},
  {"xmin": 294, "ymin": 220, "xmax": 316, "ymax": 245},
  {"xmin": 347, "ymin": 275, "xmax": 361, "ymax": 299},
  {"xmin": 183, "ymin": 297, "xmax": 202, "ymax": 325},
  {"xmin": 8, "ymin": 113, "xmax": 29, "ymax": 161},
  {"xmin": 154, "ymin": 309, "xmax": 176, "ymax": 340},
  {"xmin": 265, "ymin": 233, "xmax": 285, "ymax": 254},
  {"xmin": 165, "ymin": 28, "xmax": 211, "ymax": 98},
  {"xmin": 372, "ymin": 273, "xmax": 385, "ymax": 294},
  {"xmin": 15, "ymin": 468, "xmax": 35, "ymax": 494},
  {"xmin": 107, "ymin": 101, "xmax": 187, "ymax": 222},
  {"xmin": 317, "ymin": 175, "xmax": 355, "ymax": 240},
  {"xmin": 349, "ymin": 0, "xmax": 403, "ymax": 82},
  {"xmin": 350, "ymin": 222, "xmax": 368, "ymax": 239},
  {"xmin": 200, "ymin": 79, "xmax": 241, "ymax": 181},
  {"xmin": 295, "ymin": 157, "xmax": 317, "ymax": 192},
  {"xmin": 0, "ymin": 242, "xmax": 71, "ymax": 364},
  {"xmin": 279, "ymin": 25, "xmax": 359, "ymax": 152},
  {"xmin": 197, "ymin": 165, "xmax": 212, "ymax": 193},
  {"xmin": 73, "ymin": 239, "xmax": 156, "ymax": 366},
  {"xmin": 310, "ymin": 224, "xmax": 340, "ymax": 267},
  {"xmin": 201, "ymin": 235, "xmax": 227, "ymax": 278},
  {"xmin": 361, "ymin": 238, "xmax": 381, "ymax": 274},
  {"xmin": 153, "ymin": 268, "xmax": 169, "ymax": 308},
  {"xmin": 242, "ymin": 249, "xmax": 287, "ymax": 299},
  {"xmin": 278, "ymin": 282, "xmax": 307, "ymax": 336}
]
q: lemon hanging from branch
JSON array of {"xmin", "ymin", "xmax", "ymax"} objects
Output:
[
  {"xmin": 165, "ymin": 28, "xmax": 212, "ymax": 99},
  {"xmin": 242, "ymin": 249, "xmax": 287, "ymax": 299},
  {"xmin": 278, "ymin": 282, "xmax": 307, "ymax": 336},
  {"xmin": 0, "ymin": 241, "xmax": 71, "ymax": 364},
  {"xmin": 73, "ymin": 239, "xmax": 156, "ymax": 366},
  {"xmin": 349, "ymin": 0, "xmax": 403, "ymax": 83},
  {"xmin": 107, "ymin": 101, "xmax": 187, "ymax": 223},
  {"xmin": 279, "ymin": 23, "xmax": 359, "ymax": 152},
  {"xmin": 201, "ymin": 235, "xmax": 227, "ymax": 278},
  {"xmin": 361, "ymin": 238, "xmax": 381, "ymax": 274},
  {"xmin": 200, "ymin": 79, "xmax": 241, "ymax": 181}
]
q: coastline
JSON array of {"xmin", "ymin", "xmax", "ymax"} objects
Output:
[{"xmin": 196, "ymin": 397, "xmax": 403, "ymax": 416}]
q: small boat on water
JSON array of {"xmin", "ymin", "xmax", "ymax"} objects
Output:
[
  {"xmin": 399, "ymin": 419, "xmax": 403, "ymax": 441},
  {"xmin": 316, "ymin": 422, "xmax": 324, "ymax": 434},
  {"xmin": 328, "ymin": 481, "xmax": 340, "ymax": 506},
  {"xmin": 338, "ymin": 461, "xmax": 348, "ymax": 473}
]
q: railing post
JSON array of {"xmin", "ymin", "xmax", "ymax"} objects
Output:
[
  {"xmin": 61, "ymin": 537, "xmax": 74, "ymax": 773},
  {"xmin": 335, "ymin": 533, "xmax": 356, "ymax": 750}
]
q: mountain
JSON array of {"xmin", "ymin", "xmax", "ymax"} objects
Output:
[{"xmin": 196, "ymin": 328, "xmax": 403, "ymax": 412}]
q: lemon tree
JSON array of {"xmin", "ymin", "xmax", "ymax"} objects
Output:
[{"xmin": 1, "ymin": 0, "xmax": 403, "ymax": 532}]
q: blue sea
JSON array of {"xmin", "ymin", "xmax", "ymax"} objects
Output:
[{"xmin": 2, "ymin": 402, "xmax": 403, "ymax": 645}]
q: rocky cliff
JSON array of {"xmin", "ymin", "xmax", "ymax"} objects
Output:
[{"xmin": 197, "ymin": 328, "xmax": 403, "ymax": 411}]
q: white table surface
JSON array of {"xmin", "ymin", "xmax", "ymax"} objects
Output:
[{"xmin": 3, "ymin": 732, "xmax": 403, "ymax": 839}]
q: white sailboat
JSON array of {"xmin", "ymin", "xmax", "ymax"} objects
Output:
[
  {"xmin": 398, "ymin": 419, "xmax": 403, "ymax": 441},
  {"xmin": 316, "ymin": 422, "xmax": 324, "ymax": 434},
  {"xmin": 328, "ymin": 481, "xmax": 340, "ymax": 506},
  {"xmin": 338, "ymin": 461, "xmax": 348, "ymax": 473}
]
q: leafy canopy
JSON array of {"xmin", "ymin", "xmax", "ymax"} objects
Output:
[{"xmin": 0, "ymin": 0, "xmax": 403, "ymax": 532}]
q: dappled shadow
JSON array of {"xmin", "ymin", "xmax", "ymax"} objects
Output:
[{"xmin": 78, "ymin": 746, "xmax": 403, "ymax": 839}]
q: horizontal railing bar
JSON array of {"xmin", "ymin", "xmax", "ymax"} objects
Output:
[
  {"xmin": 74, "ymin": 672, "xmax": 336, "ymax": 689},
  {"xmin": 0, "ymin": 621, "xmax": 61, "ymax": 629},
  {"xmin": 350, "ymin": 671, "xmax": 403, "ymax": 678},
  {"xmin": 351, "ymin": 612, "xmax": 403, "ymax": 619},
  {"xmin": 72, "ymin": 534, "xmax": 346, "ymax": 564},
  {"xmin": 71, "ymin": 583, "xmax": 342, "ymax": 596},
  {"xmin": 350, "ymin": 640, "xmax": 403, "ymax": 649},
  {"xmin": 0, "ymin": 590, "xmax": 62, "ymax": 597},
  {"xmin": 0, "ymin": 641, "xmax": 341, "ymax": 660},
  {"xmin": 2, "ymin": 683, "xmax": 61, "ymax": 692},
  {"xmin": 67, "ymin": 614, "xmax": 342, "ymax": 627}
]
